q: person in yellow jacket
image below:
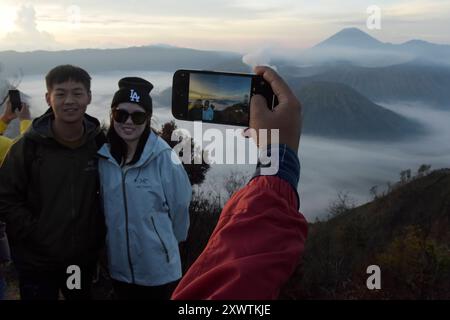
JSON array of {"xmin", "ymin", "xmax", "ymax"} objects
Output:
[
  {"xmin": 0, "ymin": 98, "xmax": 31, "ymax": 299},
  {"xmin": 0, "ymin": 98, "xmax": 31, "ymax": 164}
]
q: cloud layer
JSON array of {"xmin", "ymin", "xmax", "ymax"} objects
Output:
[
  {"xmin": 1, "ymin": 5, "xmax": 59, "ymax": 51},
  {"xmin": 0, "ymin": 1, "xmax": 449, "ymax": 52}
]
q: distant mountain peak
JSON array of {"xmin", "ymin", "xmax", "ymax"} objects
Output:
[
  {"xmin": 295, "ymin": 80, "xmax": 425, "ymax": 140},
  {"xmin": 339, "ymin": 27, "xmax": 373, "ymax": 36},
  {"xmin": 404, "ymin": 39, "xmax": 430, "ymax": 45},
  {"xmin": 315, "ymin": 27, "xmax": 382, "ymax": 49},
  {"xmin": 400, "ymin": 39, "xmax": 443, "ymax": 49}
]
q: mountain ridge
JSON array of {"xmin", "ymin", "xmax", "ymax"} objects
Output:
[
  {"xmin": 302, "ymin": 27, "xmax": 450, "ymax": 66},
  {"xmin": 0, "ymin": 46, "xmax": 242, "ymax": 76},
  {"xmin": 282, "ymin": 168, "xmax": 450, "ymax": 299},
  {"xmin": 286, "ymin": 61, "xmax": 450, "ymax": 108}
]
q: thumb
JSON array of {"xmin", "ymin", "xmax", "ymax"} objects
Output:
[{"xmin": 250, "ymin": 94, "xmax": 271, "ymax": 129}]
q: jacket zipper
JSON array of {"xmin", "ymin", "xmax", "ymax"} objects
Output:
[
  {"xmin": 151, "ymin": 217, "xmax": 170, "ymax": 263},
  {"xmin": 122, "ymin": 169, "xmax": 135, "ymax": 283},
  {"xmin": 103, "ymin": 152, "xmax": 158, "ymax": 281}
]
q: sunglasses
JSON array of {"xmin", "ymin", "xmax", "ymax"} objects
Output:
[{"xmin": 112, "ymin": 109, "xmax": 148, "ymax": 125}]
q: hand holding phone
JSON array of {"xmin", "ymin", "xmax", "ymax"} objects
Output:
[
  {"xmin": 245, "ymin": 66, "xmax": 302, "ymax": 152},
  {"xmin": 172, "ymin": 69, "xmax": 278, "ymax": 127}
]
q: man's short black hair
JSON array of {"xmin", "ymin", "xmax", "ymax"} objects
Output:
[{"xmin": 45, "ymin": 65, "xmax": 91, "ymax": 92}]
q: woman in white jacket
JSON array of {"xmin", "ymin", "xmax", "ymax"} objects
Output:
[{"xmin": 98, "ymin": 77, "xmax": 191, "ymax": 299}]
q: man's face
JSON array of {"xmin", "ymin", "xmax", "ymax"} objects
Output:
[{"xmin": 46, "ymin": 80, "xmax": 91, "ymax": 124}]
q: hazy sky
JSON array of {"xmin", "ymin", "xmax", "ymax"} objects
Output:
[
  {"xmin": 0, "ymin": 0, "xmax": 449, "ymax": 53},
  {"xmin": 190, "ymin": 73, "xmax": 251, "ymax": 101}
]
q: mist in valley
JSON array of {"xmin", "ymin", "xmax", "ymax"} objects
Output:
[
  {"xmin": 298, "ymin": 102, "xmax": 450, "ymax": 220},
  {"xmin": 2, "ymin": 67, "xmax": 449, "ymax": 222}
]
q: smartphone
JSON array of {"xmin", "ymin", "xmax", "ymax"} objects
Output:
[
  {"xmin": 8, "ymin": 90, "xmax": 22, "ymax": 112},
  {"xmin": 172, "ymin": 70, "xmax": 278, "ymax": 126}
]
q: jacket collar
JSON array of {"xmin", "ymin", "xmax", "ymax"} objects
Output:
[{"xmin": 98, "ymin": 131, "xmax": 171, "ymax": 168}]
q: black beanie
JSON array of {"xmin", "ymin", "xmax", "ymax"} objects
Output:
[{"xmin": 111, "ymin": 77, "xmax": 154, "ymax": 114}]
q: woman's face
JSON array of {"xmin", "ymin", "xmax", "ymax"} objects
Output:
[{"xmin": 113, "ymin": 102, "xmax": 148, "ymax": 143}]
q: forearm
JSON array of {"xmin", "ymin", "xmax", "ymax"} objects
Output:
[
  {"xmin": 0, "ymin": 117, "xmax": 32, "ymax": 136},
  {"xmin": 252, "ymin": 144, "xmax": 301, "ymax": 209},
  {"xmin": 172, "ymin": 176, "xmax": 307, "ymax": 300},
  {"xmin": 172, "ymin": 145, "xmax": 307, "ymax": 300}
]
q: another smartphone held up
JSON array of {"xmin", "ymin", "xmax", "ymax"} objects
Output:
[{"xmin": 8, "ymin": 90, "xmax": 22, "ymax": 113}]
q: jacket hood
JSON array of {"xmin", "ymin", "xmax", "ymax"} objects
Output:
[
  {"xmin": 98, "ymin": 130, "xmax": 171, "ymax": 167},
  {"xmin": 25, "ymin": 108, "xmax": 102, "ymax": 145}
]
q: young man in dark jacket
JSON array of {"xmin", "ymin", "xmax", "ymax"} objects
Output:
[{"xmin": 0, "ymin": 65, "xmax": 106, "ymax": 300}]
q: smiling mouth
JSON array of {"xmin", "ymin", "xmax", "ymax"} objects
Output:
[
  {"xmin": 64, "ymin": 108, "xmax": 79, "ymax": 112},
  {"xmin": 122, "ymin": 127, "xmax": 135, "ymax": 134}
]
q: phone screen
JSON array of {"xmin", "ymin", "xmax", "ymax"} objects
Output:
[
  {"xmin": 188, "ymin": 73, "xmax": 251, "ymax": 125},
  {"xmin": 172, "ymin": 70, "xmax": 276, "ymax": 127}
]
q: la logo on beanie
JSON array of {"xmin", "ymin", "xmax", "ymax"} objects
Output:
[
  {"xmin": 112, "ymin": 77, "xmax": 153, "ymax": 112},
  {"xmin": 130, "ymin": 89, "xmax": 140, "ymax": 103}
]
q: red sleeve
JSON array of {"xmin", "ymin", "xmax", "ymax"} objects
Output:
[{"xmin": 171, "ymin": 175, "xmax": 308, "ymax": 300}]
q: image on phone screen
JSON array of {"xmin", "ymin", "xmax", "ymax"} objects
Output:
[{"xmin": 188, "ymin": 73, "xmax": 251, "ymax": 125}]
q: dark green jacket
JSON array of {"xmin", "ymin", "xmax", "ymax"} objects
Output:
[{"xmin": 0, "ymin": 110, "xmax": 106, "ymax": 271}]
